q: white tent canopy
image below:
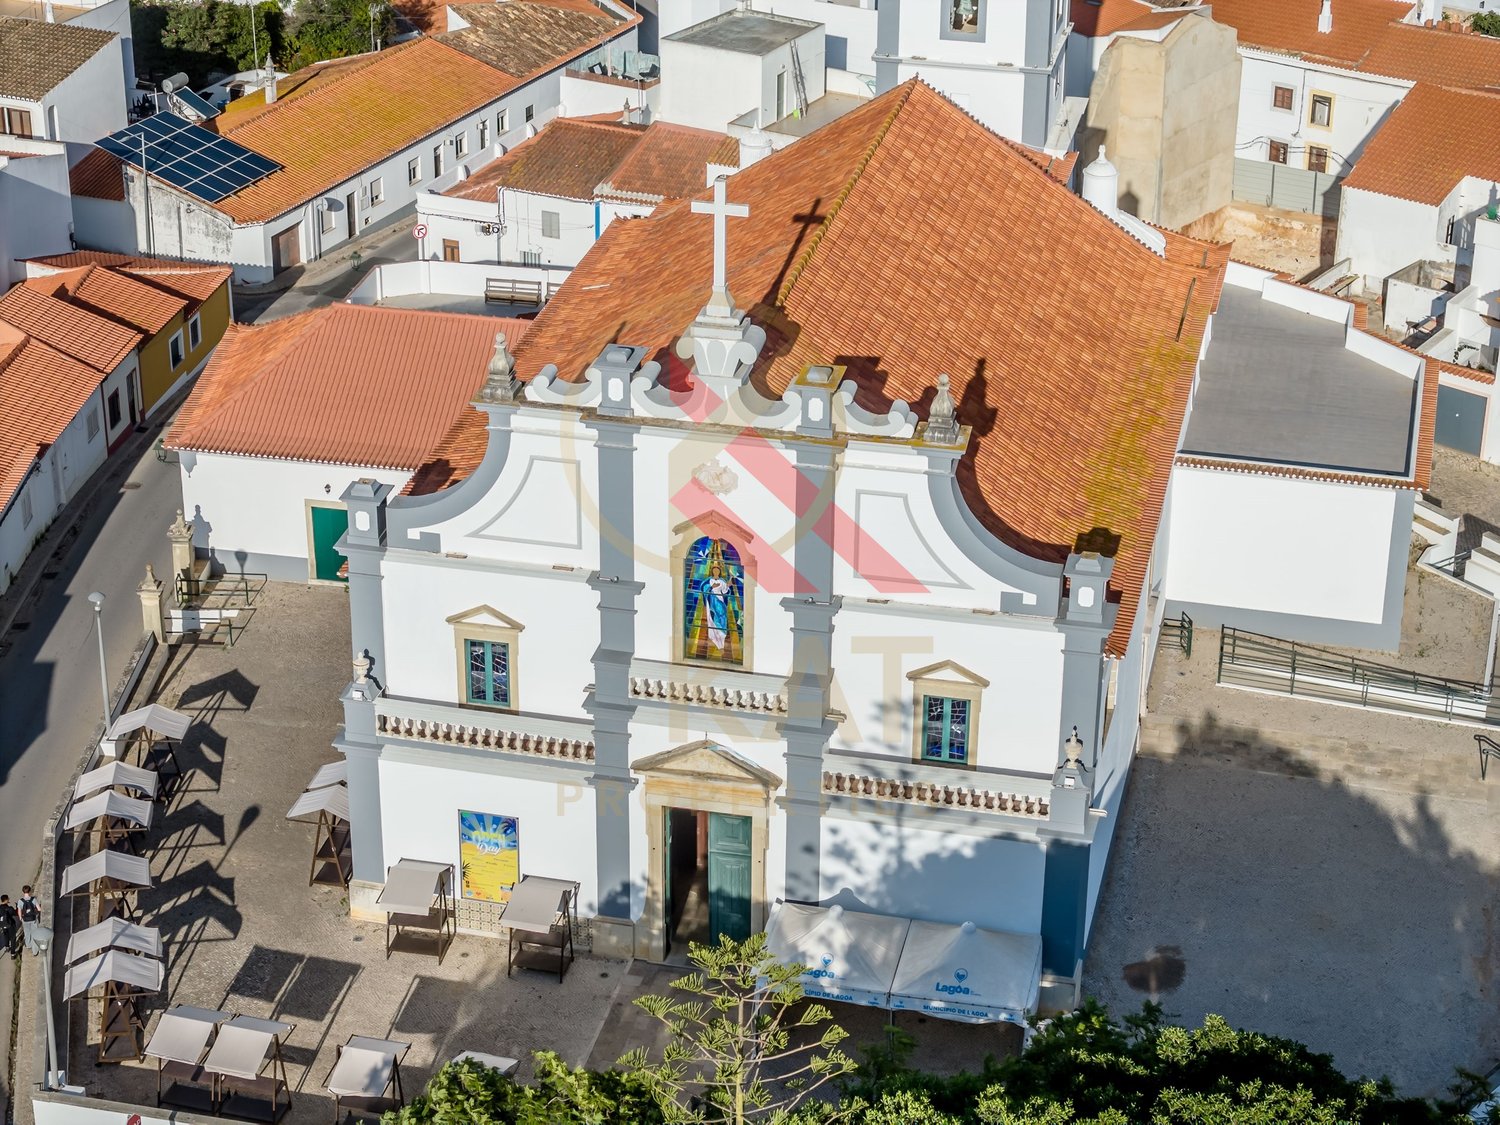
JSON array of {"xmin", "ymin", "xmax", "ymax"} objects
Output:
[
  {"xmin": 376, "ymin": 859, "xmax": 452, "ymax": 915},
  {"xmin": 64, "ymin": 950, "xmax": 163, "ymax": 999},
  {"xmin": 61, "ymin": 849, "xmax": 152, "ymax": 895},
  {"xmin": 765, "ymin": 903, "xmax": 910, "ymax": 1009},
  {"xmin": 888, "ymin": 920, "xmax": 1042, "ymax": 1025},
  {"xmin": 65, "ymin": 917, "xmax": 162, "ymax": 964},
  {"xmin": 66, "ymin": 790, "xmax": 155, "ymax": 831},
  {"xmin": 307, "ymin": 760, "xmax": 347, "ymax": 790},
  {"xmin": 75, "ymin": 760, "xmax": 160, "ymax": 800},
  {"xmin": 107, "ymin": 704, "xmax": 191, "ymax": 742},
  {"xmin": 146, "ymin": 1006, "xmax": 233, "ymax": 1065},
  {"xmin": 287, "ymin": 784, "xmax": 351, "ymax": 822},
  {"xmin": 204, "ymin": 1016, "xmax": 293, "ymax": 1079}
]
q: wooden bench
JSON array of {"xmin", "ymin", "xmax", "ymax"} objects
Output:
[{"xmin": 485, "ymin": 278, "xmax": 544, "ymax": 305}]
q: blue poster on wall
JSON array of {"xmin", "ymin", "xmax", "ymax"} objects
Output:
[{"xmin": 458, "ymin": 810, "xmax": 519, "ymax": 902}]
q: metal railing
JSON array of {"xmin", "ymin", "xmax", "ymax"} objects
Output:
[
  {"xmin": 1478, "ymin": 734, "xmax": 1500, "ymax": 780},
  {"xmin": 176, "ymin": 570, "xmax": 267, "ymax": 608},
  {"xmin": 1218, "ymin": 627, "xmax": 1496, "ymax": 725},
  {"xmin": 1161, "ymin": 611, "xmax": 1193, "ymax": 658},
  {"xmin": 1426, "ymin": 549, "xmax": 1472, "ymax": 582}
]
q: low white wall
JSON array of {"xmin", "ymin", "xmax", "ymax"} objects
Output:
[
  {"xmin": 345, "ymin": 259, "xmax": 574, "ymax": 304},
  {"xmin": 1162, "ymin": 465, "xmax": 1405, "ymax": 643},
  {"xmin": 177, "ymin": 451, "xmax": 411, "ymax": 576},
  {"xmin": 1337, "ymin": 186, "xmax": 1447, "ymax": 289}
]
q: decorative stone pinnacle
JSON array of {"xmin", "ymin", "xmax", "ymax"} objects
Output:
[
  {"xmin": 142, "ymin": 563, "xmax": 158, "ymax": 587},
  {"xmin": 353, "ymin": 650, "xmax": 372, "ymax": 685},
  {"xmin": 168, "ymin": 508, "xmax": 192, "ymax": 540},
  {"xmin": 476, "ymin": 331, "xmax": 521, "ymax": 403},
  {"xmin": 1063, "ymin": 725, "xmax": 1086, "ymax": 769},
  {"xmin": 925, "ymin": 372, "xmax": 960, "ymax": 445}
]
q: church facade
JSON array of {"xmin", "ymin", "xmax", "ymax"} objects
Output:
[{"xmin": 330, "ymin": 81, "xmax": 1228, "ymax": 993}]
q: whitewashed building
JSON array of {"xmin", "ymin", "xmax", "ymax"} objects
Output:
[
  {"xmin": 0, "ymin": 16, "xmax": 125, "ymax": 162},
  {"xmin": 0, "ymin": 137, "xmax": 73, "ymax": 288},
  {"xmin": 417, "ymin": 117, "xmax": 739, "ymax": 267},
  {"xmin": 68, "ymin": 0, "xmax": 640, "ymax": 283},
  {"xmin": 323, "ymin": 81, "xmax": 1230, "ymax": 998}
]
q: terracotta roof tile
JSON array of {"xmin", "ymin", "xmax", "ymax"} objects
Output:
[
  {"xmin": 440, "ymin": 0, "xmax": 629, "ymax": 75},
  {"xmin": 23, "ymin": 265, "xmax": 187, "ymax": 336},
  {"xmin": 599, "ymin": 123, "xmax": 742, "ymax": 203},
  {"xmin": 28, "ymin": 251, "xmax": 233, "ymax": 304},
  {"xmin": 0, "ymin": 284, "xmax": 140, "ymax": 373},
  {"xmin": 165, "ymin": 305, "xmax": 531, "ymax": 470},
  {"xmin": 1070, "ymin": 0, "xmax": 1185, "ymax": 37},
  {"xmin": 448, "ymin": 118, "xmax": 645, "ymax": 202},
  {"xmin": 68, "ymin": 148, "xmax": 125, "ymax": 201},
  {"xmin": 0, "ymin": 16, "xmax": 115, "ymax": 100},
  {"xmin": 1356, "ymin": 20, "xmax": 1500, "ymax": 85},
  {"xmin": 413, "ymin": 80, "xmax": 1228, "ymax": 654},
  {"xmin": 1207, "ymin": 0, "xmax": 1410, "ymax": 65},
  {"xmin": 1343, "ymin": 84, "xmax": 1500, "ymax": 204},
  {"xmin": 0, "ymin": 324, "xmax": 103, "ymax": 514}
]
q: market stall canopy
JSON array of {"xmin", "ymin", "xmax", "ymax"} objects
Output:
[
  {"xmin": 64, "ymin": 949, "xmax": 163, "ymax": 999},
  {"xmin": 75, "ymin": 760, "xmax": 160, "ymax": 800},
  {"xmin": 66, "ymin": 790, "xmax": 155, "ymax": 831},
  {"xmin": 888, "ymin": 920, "xmax": 1042, "ymax": 1025},
  {"xmin": 376, "ymin": 859, "xmax": 452, "ymax": 915},
  {"xmin": 65, "ymin": 917, "xmax": 162, "ymax": 964},
  {"xmin": 203, "ymin": 1015, "xmax": 294, "ymax": 1080},
  {"xmin": 145, "ymin": 1006, "xmax": 233, "ymax": 1065},
  {"xmin": 61, "ymin": 849, "xmax": 152, "ymax": 895},
  {"xmin": 325, "ymin": 1035, "xmax": 411, "ymax": 1098},
  {"xmin": 287, "ymin": 783, "xmax": 351, "ymax": 822},
  {"xmin": 108, "ymin": 703, "xmax": 192, "ymax": 742},
  {"xmin": 501, "ymin": 876, "xmax": 576, "ymax": 935},
  {"xmin": 764, "ymin": 902, "xmax": 910, "ymax": 1009},
  {"xmin": 306, "ymin": 760, "xmax": 347, "ymax": 790}
]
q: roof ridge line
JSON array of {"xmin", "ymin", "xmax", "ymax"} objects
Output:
[
  {"xmin": 221, "ymin": 40, "xmax": 428, "ymax": 137},
  {"xmin": 774, "ymin": 83, "xmax": 915, "ymax": 307}
]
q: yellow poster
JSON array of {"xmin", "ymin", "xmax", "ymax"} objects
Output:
[{"xmin": 458, "ymin": 811, "xmax": 520, "ymax": 902}]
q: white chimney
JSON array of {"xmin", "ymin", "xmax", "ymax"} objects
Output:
[
  {"xmin": 263, "ymin": 54, "xmax": 277, "ymax": 103},
  {"xmin": 1081, "ymin": 145, "xmax": 1119, "ymax": 213},
  {"xmin": 43, "ymin": 1, "xmax": 55, "ymax": 21},
  {"xmin": 738, "ymin": 128, "xmax": 773, "ymax": 169},
  {"xmin": 1317, "ymin": 0, "xmax": 1333, "ymax": 34},
  {"xmin": 1417, "ymin": 0, "xmax": 1438, "ymax": 22}
]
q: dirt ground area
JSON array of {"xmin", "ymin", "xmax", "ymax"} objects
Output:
[
  {"xmin": 1181, "ymin": 202, "xmax": 1336, "ymax": 282},
  {"xmin": 1429, "ymin": 447, "xmax": 1500, "ymax": 531}
]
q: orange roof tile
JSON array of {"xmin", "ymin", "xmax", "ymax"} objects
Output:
[
  {"xmin": 441, "ymin": 0, "xmax": 629, "ymax": 75},
  {"xmin": 1356, "ymin": 20, "xmax": 1500, "ymax": 86},
  {"xmin": 413, "ymin": 80, "xmax": 1228, "ymax": 654},
  {"xmin": 28, "ymin": 251, "xmax": 232, "ymax": 304},
  {"xmin": 1207, "ymin": 0, "xmax": 1410, "ymax": 65},
  {"xmin": 0, "ymin": 326, "xmax": 103, "ymax": 514},
  {"xmin": 448, "ymin": 118, "xmax": 645, "ymax": 202},
  {"xmin": 69, "ymin": 147, "xmax": 124, "ymax": 201},
  {"xmin": 0, "ymin": 284, "xmax": 140, "ymax": 373},
  {"xmin": 24, "ymin": 265, "xmax": 187, "ymax": 336},
  {"xmin": 599, "ymin": 123, "xmax": 742, "ymax": 203},
  {"xmin": 1343, "ymin": 84, "xmax": 1500, "ymax": 204},
  {"xmin": 165, "ymin": 305, "xmax": 531, "ymax": 470},
  {"xmin": 1070, "ymin": 0, "xmax": 1187, "ymax": 37}
]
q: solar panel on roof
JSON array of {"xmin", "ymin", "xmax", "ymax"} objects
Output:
[
  {"xmin": 95, "ymin": 112, "xmax": 281, "ymax": 205},
  {"xmin": 171, "ymin": 88, "xmax": 221, "ymax": 121}
]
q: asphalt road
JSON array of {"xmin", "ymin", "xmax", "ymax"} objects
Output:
[{"xmin": 0, "ymin": 437, "xmax": 179, "ymax": 1108}]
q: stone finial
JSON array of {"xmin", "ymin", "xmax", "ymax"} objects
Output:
[
  {"xmin": 1062, "ymin": 725, "xmax": 1085, "ymax": 769},
  {"xmin": 353, "ymin": 649, "xmax": 372, "ymax": 685},
  {"xmin": 924, "ymin": 373, "xmax": 961, "ymax": 445},
  {"xmin": 138, "ymin": 563, "xmax": 159, "ymax": 592},
  {"xmin": 476, "ymin": 331, "xmax": 521, "ymax": 403},
  {"xmin": 168, "ymin": 508, "xmax": 192, "ymax": 541}
]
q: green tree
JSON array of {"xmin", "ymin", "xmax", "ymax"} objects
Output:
[
  {"xmin": 161, "ymin": 0, "xmax": 284, "ymax": 74},
  {"xmin": 1473, "ymin": 10, "xmax": 1500, "ymax": 35},
  {"xmin": 286, "ymin": 0, "xmax": 397, "ymax": 68},
  {"xmin": 619, "ymin": 933, "xmax": 858, "ymax": 1124},
  {"xmin": 384, "ymin": 1052, "xmax": 667, "ymax": 1125}
]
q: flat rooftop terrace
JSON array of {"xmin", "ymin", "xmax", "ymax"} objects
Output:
[
  {"xmin": 665, "ymin": 9, "xmax": 817, "ymax": 54},
  {"xmin": 1181, "ymin": 284, "xmax": 1418, "ymax": 476}
]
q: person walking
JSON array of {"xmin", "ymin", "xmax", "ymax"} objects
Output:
[
  {"xmin": 19, "ymin": 886, "xmax": 41, "ymax": 956},
  {"xmin": 0, "ymin": 895, "xmax": 20, "ymax": 959}
]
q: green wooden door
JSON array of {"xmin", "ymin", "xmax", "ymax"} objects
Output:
[
  {"xmin": 310, "ymin": 505, "xmax": 349, "ymax": 583},
  {"xmin": 707, "ymin": 812, "xmax": 752, "ymax": 942}
]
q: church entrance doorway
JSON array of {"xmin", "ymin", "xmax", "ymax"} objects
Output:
[{"xmin": 665, "ymin": 808, "xmax": 751, "ymax": 952}]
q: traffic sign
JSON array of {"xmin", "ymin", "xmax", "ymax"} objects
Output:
[{"xmin": 413, "ymin": 223, "xmax": 428, "ymax": 239}]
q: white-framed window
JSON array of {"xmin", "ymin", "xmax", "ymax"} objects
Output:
[
  {"xmin": 0, "ymin": 106, "xmax": 32, "ymax": 137},
  {"xmin": 942, "ymin": 0, "xmax": 984, "ymax": 38},
  {"xmin": 86, "ymin": 408, "xmax": 99, "ymax": 441},
  {"xmin": 478, "ymin": 118, "xmax": 489, "ymax": 149},
  {"xmin": 1272, "ymin": 85, "xmax": 1294, "ymax": 111},
  {"xmin": 1267, "ymin": 140, "xmax": 1289, "ymax": 164},
  {"xmin": 408, "ymin": 156, "xmax": 420, "ymax": 184},
  {"xmin": 321, "ymin": 206, "xmax": 336, "ymax": 233},
  {"xmin": 433, "ymin": 144, "xmax": 444, "ymax": 176},
  {"xmin": 541, "ymin": 210, "xmax": 560, "ymax": 239},
  {"xmin": 21, "ymin": 489, "xmax": 33, "ymax": 528},
  {"xmin": 454, "ymin": 130, "xmax": 468, "ymax": 157},
  {"xmin": 524, "ymin": 104, "xmax": 534, "ymax": 123},
  {"xmin": 169, "ymin": 330, "xmax": 185, "ymax": 369},
  {"xmin": 369, "ymin": 176, "xmax": 384, "ymax": 205},
  {"xmin": 498, "ymin": 108, "xmax": 509, "ymax": 133},
  {"xmin": 188, "ymin": 312, "xmax": 202, "ymax": 349}
]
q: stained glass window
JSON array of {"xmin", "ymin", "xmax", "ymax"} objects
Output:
[
  {"xmin": 682, "ymin": 536, "xmax": 745, "ymax": 664},
  {"xmin": 922, "ymin": 695, "xmax": 969, "ymax": 763},
  {"xmin": 466, "ymin": 639, "xmax": 510, "ymax": 706}
]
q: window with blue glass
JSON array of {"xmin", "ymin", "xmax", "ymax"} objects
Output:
[
  {"xmin": 466, "ymin": 639, "xmax": 511, "ymax": 707},
  {"xmin": 922, "ymin": 695, "xmax": 970, "ymax": 764}
]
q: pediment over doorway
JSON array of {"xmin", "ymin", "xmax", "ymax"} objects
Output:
[{"xmin": 633, "ymin": 740, "xmax": 783, "ymax": 790}]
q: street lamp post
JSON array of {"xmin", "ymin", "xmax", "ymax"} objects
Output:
[
  {"xmin": 33, "ymin": 926, "xmax": 60, "ymax": 1089},
  {"xmin": 87, "ymin": 592, "xmax": 109, "ymax": 724}
]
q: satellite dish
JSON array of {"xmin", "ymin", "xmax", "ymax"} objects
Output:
[{"xmin": 161, "ymin": 73, "xmax": 190, "ymax": 93}]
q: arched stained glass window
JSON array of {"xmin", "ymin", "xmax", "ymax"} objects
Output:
[{"xmin": 682, "ymin": 537, "xmax": 745, "ymax": 664}]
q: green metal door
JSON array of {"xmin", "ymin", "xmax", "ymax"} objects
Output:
[
  {"xmin": 310, "ymin": 505, "xmax": 349, "ymax": 583},
  {"xmin": 707, "ymin": 812, "xmax": 752, "ymax": 942}
]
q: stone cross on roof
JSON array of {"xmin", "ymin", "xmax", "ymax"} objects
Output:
[{"xmin": 691, "ymin": 175, "xmax": 749, "ymax": 319}]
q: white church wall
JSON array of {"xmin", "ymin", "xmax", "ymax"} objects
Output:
[
  {"xmin": 1162, "ymin": 464, "xmax": 1406, "ymax": 646},
  {"xmin": 818, "ymin": 815, "xmax": 1047, "ymax": 934},
  {"xmin": 177, "ymin": 452, "xmax": 410, "ymax": 581},
  {"xmin": 377, "ymin": 757, "xmax": 600, "ymax": 913},
  {"xmin": 829, "ymin": 603, "xmax": 1064, "ymax": 776},
  {"xmin": 379, "ymin": 557, "xmax": 596, "ymax": 717}
]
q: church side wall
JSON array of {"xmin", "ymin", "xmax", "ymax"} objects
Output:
[
  {"xmin": 177, "ymin": 452, "xmax": 411, "ymax": 581},
  {"xmin": 1162, "ymin": 465, "xmax": 1407, "ymax": 648},
  {"xmin": 818, "ymin": 816, "xmax": 1047, "ymax": 934}
]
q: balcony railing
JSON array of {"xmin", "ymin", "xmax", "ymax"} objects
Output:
[
  {"xmin": 375, "ymin": 696, "xmax": 594, "ymax": 761},
  {"xmin": 820, "ymin": 751, "xmax": 1054, "ymax": 820},
  {"xmin": 627, "ymin": 658, "xmax": 789, "ymax": 715}
]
